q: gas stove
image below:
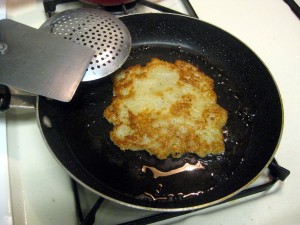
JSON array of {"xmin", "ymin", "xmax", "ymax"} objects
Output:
[{"xmin": 1, "ymin": 1, "xmax": 300, "ymax": 225}]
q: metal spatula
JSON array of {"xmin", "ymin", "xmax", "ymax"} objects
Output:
[
  {"xmin": 40, "ymin": 8, "xmax": 132, "ymax": 82},
  {"xmin": 0, "ymin": 19, "xmax": 94, "ymax": 102}
]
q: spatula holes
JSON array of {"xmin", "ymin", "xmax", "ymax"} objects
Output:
[{"xmin": 44, "ymin": 8, "xmax": 130, "ymax": 81}]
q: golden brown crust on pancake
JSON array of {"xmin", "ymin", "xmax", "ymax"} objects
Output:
[{"xmin": 104, "ymin": 58, "xmax": 228, "ymax": 159}]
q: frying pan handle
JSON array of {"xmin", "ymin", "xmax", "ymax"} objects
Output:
[{"xmin": 0, "ymin": 84, "xmax": 11, "ymax": 111}]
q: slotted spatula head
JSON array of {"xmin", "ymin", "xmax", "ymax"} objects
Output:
[
  {"xmin": 0, "ymin": 19, "xmax": 94, "ymax": 102},
  {"xmin": 40, "ymin": 8, "xmax": 132, "ymax": 82}
]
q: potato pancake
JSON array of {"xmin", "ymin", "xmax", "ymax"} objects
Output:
[{"xmin": 103, "ymin": 58, "xmax": 228, "ymax": 159}]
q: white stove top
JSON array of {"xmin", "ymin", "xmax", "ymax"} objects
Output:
[{"xmin": 1, "ymin": 1, "xmax": 300, "ymax": 225}]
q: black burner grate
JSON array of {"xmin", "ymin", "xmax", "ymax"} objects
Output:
[
  {"xmin": 43, "ymin": 0, "xmax": 198, "ymax": 18},
  {"xmin": 72, "ymin": 159, "xmax": 289, "ymax": 225},
  {"xmin": 43, "ymin": 0, "xmax": 77, "ymax": 17}
]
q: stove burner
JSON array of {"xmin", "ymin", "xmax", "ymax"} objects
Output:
[
  {"xmin": 41, "ymin": 1, "xmax": 290, "ymax": 224},
  {"xmin": 97, "ymin": 1, "xmax": 137, "ymax": 15},
  {"xmin": 74, "ymin": 159, "xmax": 290, "ymax": 225},
  {"xmin": 43, "ymin": 0, "xmax": 137, "ymax": 17}
]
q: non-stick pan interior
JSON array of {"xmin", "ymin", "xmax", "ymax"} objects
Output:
[{"xmin": 38, "ymin": 14, "xmax": 282, "ymax": 210}]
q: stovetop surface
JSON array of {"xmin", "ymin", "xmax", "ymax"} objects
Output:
[{"xmin": 2, "ymin": 0, "xmax": 300, "ymax": 225}]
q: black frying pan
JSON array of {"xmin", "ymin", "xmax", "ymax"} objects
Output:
[{"xmin": 37, "ymin": 13, "xmax": 282, "ymax": 211}]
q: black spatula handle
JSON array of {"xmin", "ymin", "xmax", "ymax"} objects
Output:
[{"xmin": 0, "ymin": 84, "xmax": 11, "ymax": 111}]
